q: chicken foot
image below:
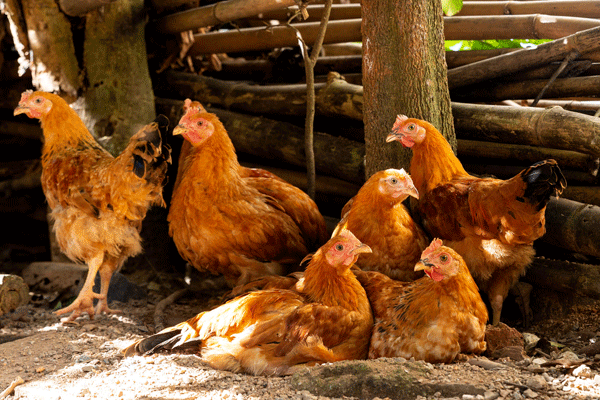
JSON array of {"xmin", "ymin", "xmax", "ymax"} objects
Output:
[
  {"xmin": 54, "ymin": 254, "xmax": 105, "ymax": 322},
  {"xmin": 94, "ymin": 256, "xmax": 122, "ymax": 316}
]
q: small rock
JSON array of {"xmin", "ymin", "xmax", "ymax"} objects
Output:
[
  {"xmin": 523, "ymin": 389, "xmax": 538, "ymax": 398},
  {"xmin": 572, "ymin": 364, "xmax": 592, "ymax": 378},
  {"xmin": 558, "ymin": 351, "xmax": 580, "ymax": 362},
  {"xmin": 522, "ymin": 333, "xmax": 540, "ymax": 352},
  {"xmin": 36, "ymin": 366, "xmax": 45, "ymax": 373},
  {"xmin": 76, "ymin": 354, "xmax": 92, "ymax": 363},
  {"xmin": 483, "ymin": 391, "xmax": 499, "ymax": 400},
  {"xmin": 462, "ymin": 395, "xmax": 476, "ymax": 400},
  {"xmin": 491, "ymin": 345, "xmax": 527, "ymax": 361},
  {"xmin": 81, "ymin": 365, "xmax": 94, "ymax": 372},
  {"xmin": 526, "ymin": 375, "xmax": 546, "ymax": 390},
  {"xmin": 467, "ymin": 358, "xmax": 505, "ymax": 370}
]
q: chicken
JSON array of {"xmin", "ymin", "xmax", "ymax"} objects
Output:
[
  {"xmin": 14, "ymin": 90, "xmax": 172, "ymax": 321},
  {"xmin": 167, "ymin": 100, "xmax": 328, "ymax": 287},
  {"xmin": 387, "ymin": 115, "xmax": 567, "ymax": 325},
  {"xmin": 123, "ymin": 228, "xmax": 373, "ymax": 376},
  {"xmin": 333, "ymin": 168, "xmax": 429, "ymax": 281},
  {"xmin": 355, "ymin": 239, "xmax": 488, "ymax": 363}
]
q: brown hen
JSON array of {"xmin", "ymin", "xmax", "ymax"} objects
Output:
[
  {"xmin": 356, "ymin": 239, "xmax": 488, "ymax": 363},
  {"xmin": 168, "ymin": 101, "xmax": 328, "ymax": 286},
  {"xmin": 123, "ymin": 228, "xmax": 373, "ymax": 376},
  {"xmin": 14, "ymin": 91, "xmax": 171, "ymax": 321},
  {"xmin": 387, "ymin": 115, "xmax": 566, "ymax": 325}
]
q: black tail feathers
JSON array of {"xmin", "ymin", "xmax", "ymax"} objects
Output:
[
  {"xmin": 522, "ymin": 159, "xmax": 567, "ymax": 210},
  {"xmin": 132, "ymin": 115, "xmax": 173, "ymax": 181},
  {"xmin": 123, "ymin": 329, "xmax": 182, "ymax": 356}
]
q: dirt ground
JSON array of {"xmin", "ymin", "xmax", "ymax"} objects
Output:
[{"xmin": 1, "ymin": 277, "xmax": 600, "ymax": 400}]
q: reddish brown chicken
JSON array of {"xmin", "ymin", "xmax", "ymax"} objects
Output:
[
  {"xmin": 387, "ymin": 115, "xmax": 566, "ymax": 325},
  {"xmin": 356, "ymin": 239, "xmax": 488, "ymax": 363},
  {"xmin": 123, "ymin": 228, "xmax": 373, "ymax": 376},
  {"xmin": 14, "ymin": 91, "xmax": 171, "ymax": 321},
  {"xmin": 168, "ymin": 101, "xmax": 328, "ymax": 286},
  {"xmin": 333, "ymin": 168, "xmax": 429, "ymax": 281}
]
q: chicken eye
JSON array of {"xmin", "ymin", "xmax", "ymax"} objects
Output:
[
  {"xmin": 197, "ymin": 120, "xmax": 204, "ymax": 126},
  {"xmin": 389, "ymin": 177, "xmax": 398, "ymax": 185},
  {"xmin": 335, "ymin": 244, "xmax": 344, "ymax": 251},
  {"xmin": 35, "ymin": 98, "xmax": 43, "ymax": 104},
  {"xmin": 407, "ymin": 123, "xmax": 416, "ymax": 131},
  {"xmin": 439, "ymin": 254, "xmax": 449, "ymax": 263}
]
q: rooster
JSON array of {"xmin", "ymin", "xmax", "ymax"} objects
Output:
[
  {"xmin": 123, "ymin": 228, "xmax": 373, "ymax": 376},
  {"xmin": 14, "ymin": 90, "xmax": 172, "ymax": 322},
  {"xmin": 333, "ymin": 168, "xmax": 429, "ymax": 281},
  {"xmin": 168, "ymin": 100, "xmax": 328, "ymax": 287},
  {"xmin": 387, "ymin": 115, "xmax": 566, "ymax": 325},
  {"xmin": 356, "ymin": 239, "xmax": 488, "ymax": 363}
]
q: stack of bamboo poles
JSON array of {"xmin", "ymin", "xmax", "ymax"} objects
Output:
[{"xmin": 146, "ymin": 0, "xmax": 600, "ymax": 298}]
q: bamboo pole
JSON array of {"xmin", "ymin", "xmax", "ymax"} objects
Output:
[
  {"xmin": 452, "ymin": 75, "xmax": 600, "ymax": 102},
  {"xmin": 158, "ymin": 71, "xmax": 600, "ymax": 158},
  {"xmin": 541, "ymin": 198, "xmax": 600, "ymax": 258},
  {"xmin": 186, "ymin": 19, "xmax": 362, "ymax": 56},
  {"xmin": 152, "ymin": 0, "xmax": 298, "ymax": 35},
  {"xmin": 447, "ymin": 25, "xmax": 600, "ymax": 89},
  {"xmin": 445, "ymin": 15, "xmax": 600, "ymax": 41},
  {"xmin": 252, "ymin": 3, "xmax": 361, "ymax": 22},
  {"xmin": 524, "ymin": 257, "xmax": 600, "ymax": 300},
  {"xmin": 58, "ymin": 0, "xmax": 117, "ymax": 16},
  {"xmin": 453, "ymin": 102, "xmax": 600, "ymax": 158},
  {"xmin": 458, "ymin": 0, "xmax": 600, "ymax": 19}
]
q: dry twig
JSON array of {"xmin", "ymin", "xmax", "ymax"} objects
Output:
[{"xmin": 0, "ymin": 376, "xmax": 24, "ymax": 400}]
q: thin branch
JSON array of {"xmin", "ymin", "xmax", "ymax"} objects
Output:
[
  {"xmin": 530, "ymin": 51, "xmax": 579, "ymax": 107},
  {"xmin": 297, "ymin": 0, "xmax": 333, "ymax": 199}
]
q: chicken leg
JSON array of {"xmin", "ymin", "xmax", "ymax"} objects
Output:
[
  {"xmin": 94, "ymin": 256, "xmax": 122, "ymax": 316},
  {"xmin": 55, "ymin": 253, "xmax": 105, "ymax": 322}
]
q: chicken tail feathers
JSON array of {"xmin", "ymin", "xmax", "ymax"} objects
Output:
[
  {"xmin": 129, "ymin": 114, "xmax": 172, "ymax": 185},
  {"xmin": 123, "ymin": 329, "xmax": 183, "ymax": 356},
  {"xmin": 521, "ymin": 159, "xmax": 567, "ymax": 210}
]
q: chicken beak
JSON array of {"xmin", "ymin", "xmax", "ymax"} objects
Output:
[
  {"xmin": 414, "ymin": 259, "xmax": 433, "ymax": 272},
  {"xmin": 172, "ymin": 125, "xmax": 186, "ymax": 136},
  {"xmin": 13, "ymin": 104, "xmax": 28, "ymax": 116},
  {"xmin": 351, "ymin": 243, "xmax": 372, "ymax": 256},
  {"xmin": 407, "ymin": 185, "xmax": 419, "ymax": 200},
  {"xmin": 385, "ymin": 132, "xmax": 401, "ymax": 143}
]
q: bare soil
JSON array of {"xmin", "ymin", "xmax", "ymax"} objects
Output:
[{"xmin": 1, "ymin": 282, "xmax": 600, "ymax": 400}]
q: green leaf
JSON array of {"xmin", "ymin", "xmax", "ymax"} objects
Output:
[{"xmin": 442, "ymin": 0, "xmax": 463, "ymax": 16}]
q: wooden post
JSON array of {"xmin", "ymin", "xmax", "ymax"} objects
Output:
[{"xmin": 58, "ymin": 0, "xmax": 117, "ymax": 16}]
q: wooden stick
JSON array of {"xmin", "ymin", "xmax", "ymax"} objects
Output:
[
  {"xmin": 186, "ymin": 19, "xmax": 362, "ymax": 56},
  {"xmin": 58, "ymin": 0, "xmax": 116, "ymax": 16},
  {"xmin": 0, "ymin": 376, "xmax": 24, "ymax": 400},
  {"xmin": 458, "ymin": 0, "xmax": 600, "ymax": 19},
  {"xmin": 445, "ymin": 15, "xmax": 600, "ymax": 41},
  {"xmin": 153, "ymin": 288, "xmax": 189, "ymax": 332},
  {"xmin": 524, "ymin": 257, "xmax": 600, "ymax": 300},
  {"xmin": 452, "ymin": 75, "xmax": 600, "ymax": 103},
  {"xmin": 447, "ymin": 25, "xmax": 600, "ymax": 89},
  {"xmin": 152, "ymin": 0, "xmax": 298, "ymax": 35}
]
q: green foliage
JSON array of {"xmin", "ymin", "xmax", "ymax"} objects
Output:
[
  {"xmin": 445, "ymin": 39, "xmax": 552, "ymax": 51},
  {"xmin": 442, "ymin": 0, "xmax": 463, "ymax": 16}
]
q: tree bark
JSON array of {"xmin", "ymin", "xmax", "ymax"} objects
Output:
[
  {"xmin": 361, "ymin": 0, "xmax": 454, "ymax": 178},
  {"xmin": 447, "ymin": 25, "xmax": 600, "ymax": 90},
  {"xmin": 77, "ymin": 0, "xmax": 156, "ymax": 154}
]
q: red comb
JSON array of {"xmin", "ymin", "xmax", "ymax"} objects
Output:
[
  {"xmin": 392, "ymin": 114, "xmax": 409, "ymax": 130},
  {"xmin": 421, "ymin": 238, "xmax": 443, "ymax": 259},
  {"xmin": 20, "ymin": 90, "xmax": 33, "ymax": 102}
]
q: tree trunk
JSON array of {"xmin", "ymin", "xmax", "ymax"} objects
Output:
[
  {"xmin": 12, "ymin": 0, "xmax": 155, "ymax": 155},
  {"xmin": 78, "ymin": 0, "xmax": 156, "ymax": 154},
  {"xmin": 361, "ymin": 0, "xmax": 454, "ymax": 177}
]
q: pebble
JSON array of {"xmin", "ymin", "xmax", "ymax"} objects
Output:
[
  {"xmin": 483, "ymin": 391, "xmax": 499, "ymax": 400},
  {"xmin": 572, "ymin": 364, "xmax": 592, "ymax": 378},
  {"xmin": 77, "ymin": 354, "xmax": 92, "ymax": 363},
  {"xmin": 523, "ymin": 389, "xmax": 538, "ymax": 398},
  {"xmin": 526, "ymin": 375, "xmax": 547, "ymax": 390}
]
